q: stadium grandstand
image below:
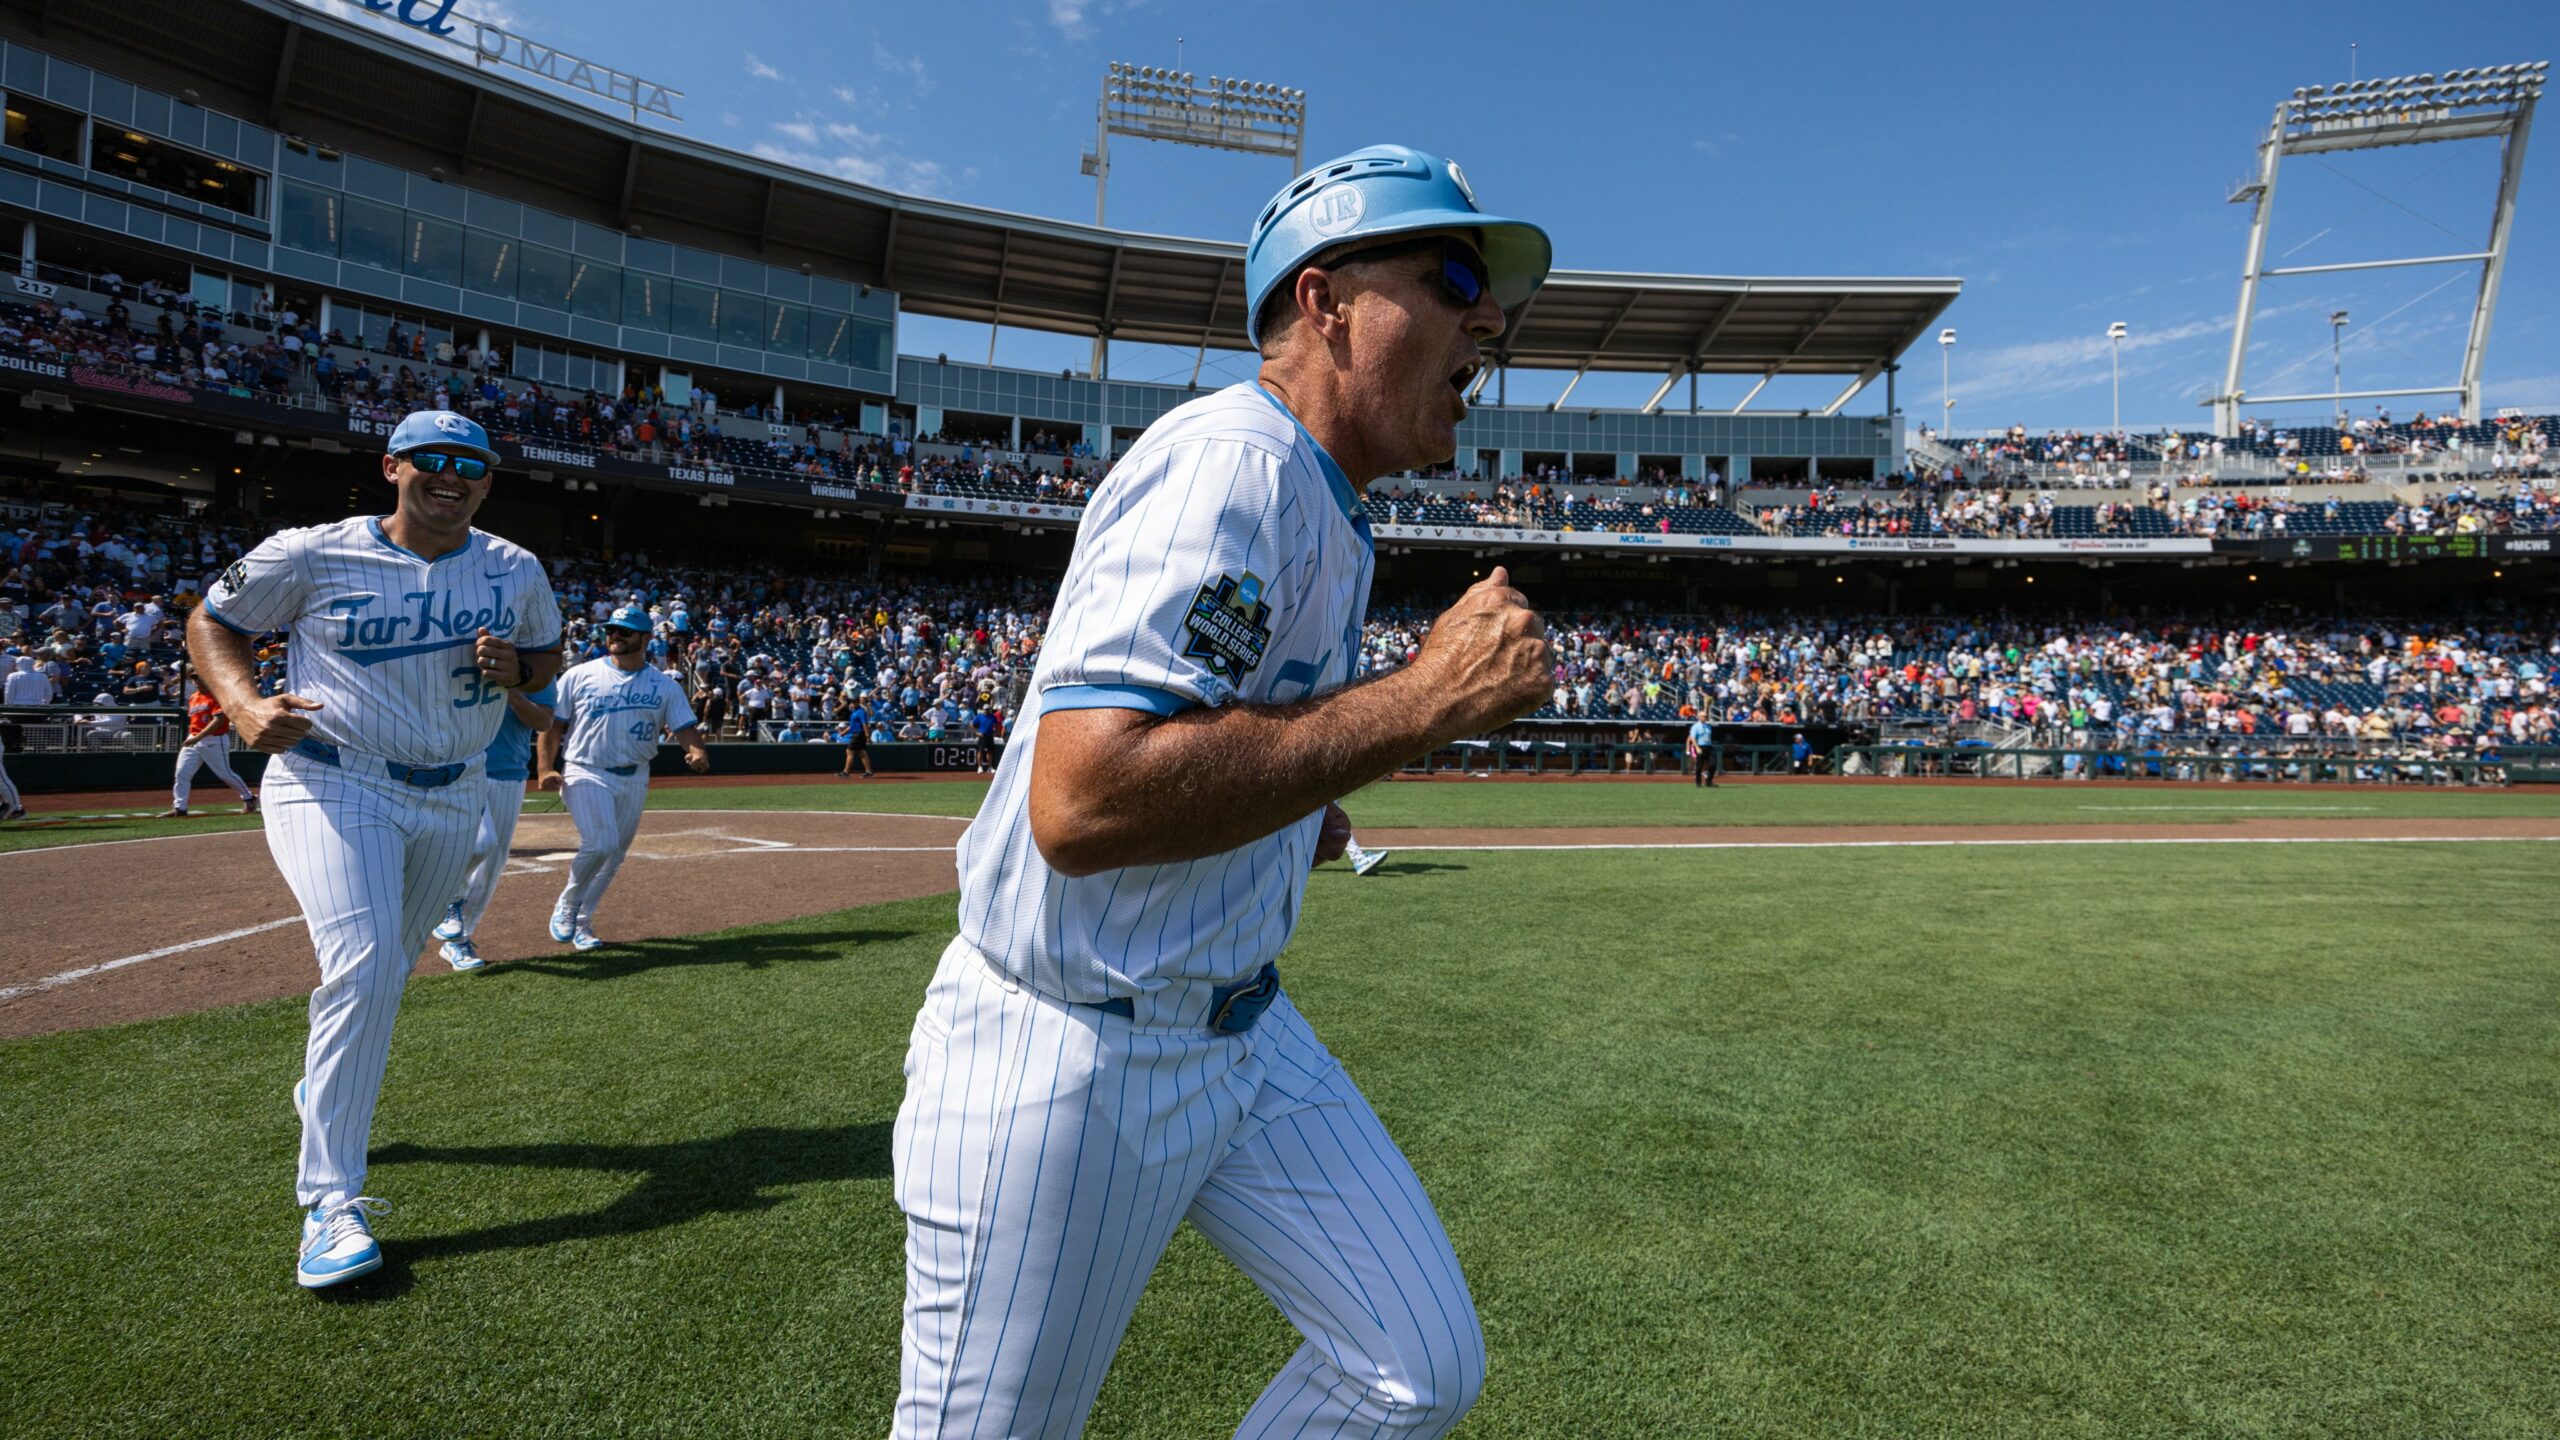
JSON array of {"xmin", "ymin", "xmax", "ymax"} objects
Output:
[{"xmin": 0, "ymin": 0, "xmax": 2552, "ymax": 791}]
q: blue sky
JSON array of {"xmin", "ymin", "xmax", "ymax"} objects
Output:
[{"xmin": 309, "ymin": 0, "xmax": 2555, "ymax": 431}]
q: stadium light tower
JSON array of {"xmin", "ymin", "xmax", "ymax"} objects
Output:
[
  {"xmin": 2209, "ymin": 61, "xmax": 2545, "ymax": 435},
  {"xmin": 2107, "ymin": 321, "xmax": 2128, "ymax": 434},
  {"xmin": 1938, "ymin": 328, "xmax": 1956, "ymax": 436},
  {"xmin": 2330, "ymin": 309, "xmax": 2349, "ymax": 422},
  {"xmin": 1080, "ymin": 61, "xmax": 1307, "ymax": 377}
]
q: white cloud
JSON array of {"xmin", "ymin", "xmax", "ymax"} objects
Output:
[
  {"xmin": 751, "ymin": 142, "xmax": 955, "ymax": 197},
  {"xmin": 1691, "ymin": 132, "xmax": 1742, "ymax": 159},
  {"xmin": 824, "ymin": 121, "xmax": 882, "ymax": 147},
  {"xmin": 872, "ymin": 41, "xmax": 932, "ymax": 93},
  {"xmin": 772, "ymin": 119, "xmax": 818, "ymax": 146},
  {"xmin": 832, "ymin": 86, "xmax": 860, "ymax": 106},
  {"xmin": 2485, "ymin": 373, "xmax": 2560, "ymax": 409},
  {"xmin": 1049, "ymin": 0, "xmax": 1091, "ymax": 38},
  {"xmin": 745, "ymin": 52, "xmax": 784, "ymax": 82}
]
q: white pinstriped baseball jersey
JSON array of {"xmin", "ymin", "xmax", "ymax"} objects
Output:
[
  {"xmin": 552, "ymin": 658, "xmax": 696, "ymax": 770},
  {"xmin": 202, "ymin": 518, "xmax": 562, "ymax": 766},
  {"xmin": 954, "ymin": 382, "xmax": 1374, "ymax": 1001}
]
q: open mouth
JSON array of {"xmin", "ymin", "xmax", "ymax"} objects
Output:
[
  {"xmin": 424, "ymin": 484, "xmax": 467, "ymax": 505},
  {"xmin": 1447, "ymin": 359, "xmax": 1480, "ymax": 402}
]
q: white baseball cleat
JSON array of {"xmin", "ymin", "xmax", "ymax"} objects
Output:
[
  {"xmin": 549, "ymin": 910, "xmax": 577, "ymax": 944},
  {"xmin": 1351, "ymin": 848, "xmax": 1391, "ymax": 877},
  {"xmin": 569, "ymin": 927, "xmax": 606, "ymax": 952},
  {"xmin": 440, "ymin": 938, "xmax": 486, "ymax": 972},
  {"xmin": 297, "ymin": 1195, "xmax": 388, "ymax": 1289},
  {"xmin": 432, "ymin": 902, "xmax": 467, "ymax": 942}
]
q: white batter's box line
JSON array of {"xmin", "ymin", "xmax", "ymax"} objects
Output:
[
  {"xmin": 0, "ymin": 916, "xmax": 303, "ymax": 1003},
  {"xmin": 1395, "ymin": 835, "xmax": 2557, "ymax": 854}
]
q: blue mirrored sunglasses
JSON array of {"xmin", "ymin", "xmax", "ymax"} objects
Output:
[
  {"xmin": 1330, "ymin": 237, "xmax": 1489, "ymax": 310},
  {"xmin": 404, "ymin": 451, "xmax": 492, "ymax": 481}
]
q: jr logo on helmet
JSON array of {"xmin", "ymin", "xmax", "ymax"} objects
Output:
[{"xmin": 1308, "ymin": 184, "xmax": 1365, "ymax": 237}]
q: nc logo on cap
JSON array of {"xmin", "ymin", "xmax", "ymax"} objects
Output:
[
  {"xmin": 1309, "ymin": 183, "xmax": 1366, "ymax": 237},
  {"xmin": 433, "ymin": 414, "xmax": 472, "ymax": 436}
]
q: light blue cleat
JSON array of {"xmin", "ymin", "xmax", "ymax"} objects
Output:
[
  {"xmin": 569, "ymin": 927, "xmax": 606, "ymax": 953},
  {"xmin": 440, "ymin": 938, "xmax": 486, "ymax": 972},
  {"xmin": 432, "ymin": 902, "xmax": 467, "ymax": 942},
  {"xmin": 297, "ymin": 1195, "xmax": 388, "ymax": 1289}
]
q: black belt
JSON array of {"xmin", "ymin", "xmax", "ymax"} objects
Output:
[
  {"xmin": 293, "ymin": 738, "xmax": 468, "ymax": 789},
  {"xmin": 1086, "ymin": 963, "xmax": 1283, "ymax": 1035},
  {"xmin": 603, "ymin": 763, "xmax": 640, "ymax": 776}
]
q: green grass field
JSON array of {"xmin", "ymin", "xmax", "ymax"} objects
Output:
[
  {"xmin": 3, "ymin": 782, "xmax": 2555, "ymax": 1436},
  {"xmin": 9, "ymin": 773, "xmax": 2558, "ymax": 856}
]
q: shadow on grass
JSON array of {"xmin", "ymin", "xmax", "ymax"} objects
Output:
[
  {"xmin": 493, "ymin": 926, "xmax": 917, "ymax": 981},
  {"xmin": 325, "ymin": 1120, "xmax": 895, "ymax": 1299},
  {"xmin": 1364, "ymin": 861, "xmax": 1470, "ymax": 877}
]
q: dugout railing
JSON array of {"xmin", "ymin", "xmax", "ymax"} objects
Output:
[{"xmin": 1405, "ymin": 741, "xmax": 1810, "ymax": 777}]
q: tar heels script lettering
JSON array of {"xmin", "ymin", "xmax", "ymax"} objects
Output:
[{"xmin": 327, "ymin": 587, "xmax": 520, "ymax": 666}]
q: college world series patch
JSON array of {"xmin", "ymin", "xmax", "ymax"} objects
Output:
[{"xmin": 1181, "ymin": 572, "xmax": 1273, "ymax": 680}]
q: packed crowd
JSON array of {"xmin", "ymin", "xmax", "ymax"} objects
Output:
[
  {"xmin": 1356, "ymin": 605, "xmax": 2559, "ymax": 750},
  {"xmin": 537, "ymin": 556, "xmax": 1047, "ymax": 748}
]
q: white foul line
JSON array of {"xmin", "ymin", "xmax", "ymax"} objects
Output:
[
  {"xmin": 1386, "ymin": 835, "xmax": 2552, "ymax": 853},
  {"xmin": 0, "ymin": 916, "xmax": 303, "ymax": 1004}
]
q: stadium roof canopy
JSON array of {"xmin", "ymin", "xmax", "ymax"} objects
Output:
[{"xmin": 11, "ymin": 0, "xmax": 1960, "ymax": 377}]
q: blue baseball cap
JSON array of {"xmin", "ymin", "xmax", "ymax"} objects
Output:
[
  {"xmin": 386, "ymin": 410, "xmax": 500, "ymax": 464},
  {"xmin": 1245, "ymin": 144, "xmax": 1552, "ymax": 348},
  {"xmin": 603, "ymin": 606, "xmax": 651, "ymax": 633}
]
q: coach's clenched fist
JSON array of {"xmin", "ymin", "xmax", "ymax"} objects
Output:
[
  {"xmin": 230, "ymin": 692, "xmax": 326, "ymax": 753},
  {"xmin": 1411, "ymin": 566, "xmax": 1552, "ymax": 740}
]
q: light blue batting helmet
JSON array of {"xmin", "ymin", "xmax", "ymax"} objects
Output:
[{"xmin": 1245, "ymin": 144, "xmax": 1552, "ymax": 348}]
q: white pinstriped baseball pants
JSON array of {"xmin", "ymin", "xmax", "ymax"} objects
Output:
[
  {"xmin": 452, "ymin": 774, "xmax": 530, "ymax": 937},
  {"xmin": 554, "ymin": 767, "xmax": 648, "ymax": 927},
  {"xmin": 893, "ymin": 938, "xmax": 1485, "ymax": 1439},
  {"xmin": 262, "ymin": 749, "xmax": 479, "ymax": 1207}
]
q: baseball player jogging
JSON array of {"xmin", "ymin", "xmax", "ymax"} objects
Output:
[
  {"xmin": 431, "ymin": 680, "xmax": 558, "ymax": 970},
  {"xmin": 185, "ymin": 409, "xmax": 561, "ymax": 1290},
  {"xmin": 537, "ymin": 607, "xmax": 708, "ymax": 951},
  {"xmin": 168, "ymin": 683, "xmax": 258, "ymax": 816},
  {"xmin": 893, "ymin": 144, "xmax": 1553, "ymax": 1438}
]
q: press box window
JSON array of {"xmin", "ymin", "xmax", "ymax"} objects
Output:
[
  {"xmin": 88, "ymin": 127, "xmax": 262, "ymax": 218},
  {"xmin": 4, "ymin": 93, "xmax": 82, "ymax": 163}
]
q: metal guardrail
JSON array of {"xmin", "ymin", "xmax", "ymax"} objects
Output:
[
  {"xmin": 1, "ymin": 707, "xmax": 189, "ymax": 752},
  {"xmin": 1408, "ymin": 741, "xmax": 1812, "ymax": 777},
  {"xmin": 1836, "ymin": 742, "xmax": 2551, "ymax": 786}
]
